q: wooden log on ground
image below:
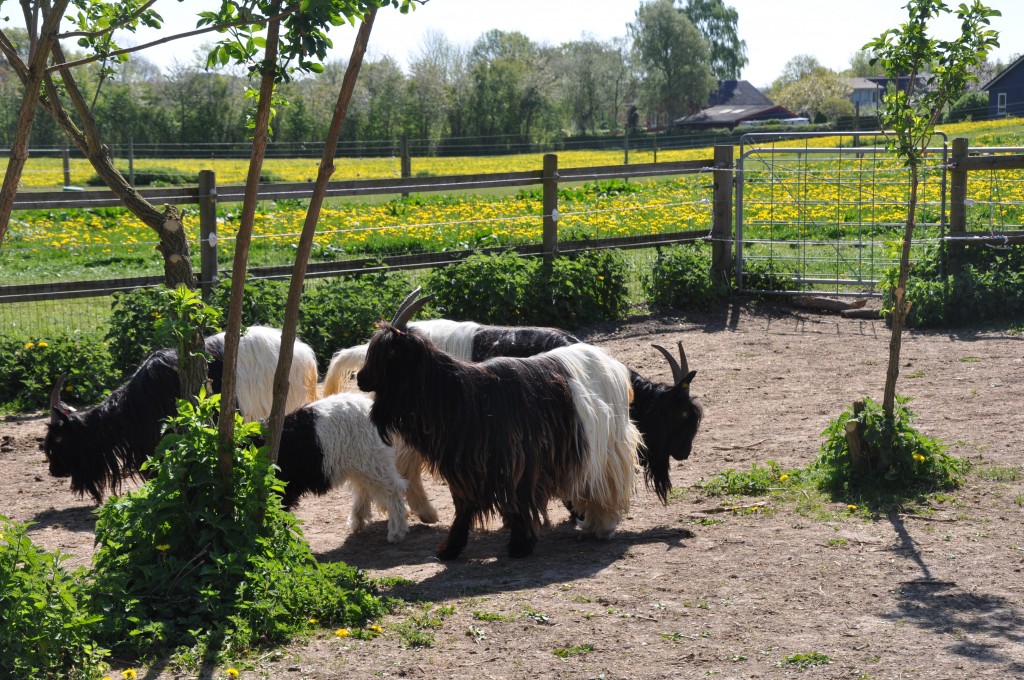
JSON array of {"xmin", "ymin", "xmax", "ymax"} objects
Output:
[
  {"xmin": 793, "ymin": 296, "xmax": 868, "ymax": 313},
  {"xmin": 840, "ymin": 307, "xmax": 882, "ymax": 320}
]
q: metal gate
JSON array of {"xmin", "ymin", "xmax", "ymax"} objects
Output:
[{"xmin": 735, "ymin": 131, "xmax": 949, "ymax": 296}]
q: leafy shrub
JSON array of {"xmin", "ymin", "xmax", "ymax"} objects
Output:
[
  {"xmin": 943, "ymin": 91, "xmax": 989, "ymax": 123},
  {"xmin": 884, "ymin": 245, "xmax": 1024, "ymax": 328},
  {"xmin": 106, "ymin": 287, "xmax": 169, "ymax": 374},
  {"xmin": 427, "ymin": 251, "xmax": 538, "ymax": 325},
  {"xmin": 815, "ymin": 396, "xmax": 965, "ymax": 493},
  {"xmin": 88, "ymin": 395, "xmax": 388, "ymax": 661},
  {"xmin": 535, "ymin": 249, "xmax": 630, "ymax": 326},
  {"xmin": 0, "ymin": 332, "xmax": 116, "ymax": 410},
  {"xmin": 86, "ymin": 167, "xmax": 192, "ymax": 186},
  {"xmin": 643, "ymin": 244, "xmax": 725, "ymax": 311},
  {"xmin": 741, "ymin": 258, "xmax": 799, "ymax": 294},
  {"xmin": 697, "ymin": 461, "xmax": 797, "ymax": 497},
  {"xmin": 428, "ymin": 250, "xmax": 630, "ymax": 329},
  {"xmin": 208, "ymin": 275, "xmax": 289, "ymax": 328},
  {"xmin": 0, "ymin": 518, "xmax": 106, "ymax": 679},
  {"xmin": 299, "ymin": 269, "xmax": 412, "ymax": 369}
]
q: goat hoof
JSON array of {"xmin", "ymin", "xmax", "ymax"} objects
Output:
[{"xmin": 436, "ymin": 542, "xmax": 463, "ymax": 561}]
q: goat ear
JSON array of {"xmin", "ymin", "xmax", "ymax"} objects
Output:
[{"xmin": 676, "ymin": 370, "xmax": 697, "ymax": 392}]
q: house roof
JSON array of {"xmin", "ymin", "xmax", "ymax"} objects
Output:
[
  {"xmin": 709, "ymin": 80, "xmax": 773, "ymax": 106},
  {"xmin": 673, "ymin": 104, "xmax": 798, "ymax": 127},
  {"xmin": 845, "ymin": 77, "xmax": 883, "ymax": 91},
  {"xmin": 982, "ymin": 52, "xmax": 1024, "ymax": 90}
]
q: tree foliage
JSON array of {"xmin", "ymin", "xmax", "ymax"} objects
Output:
[
  {"xmin": 682, "ymin": 0, "xmax": 748, "ymax": 80},
  {"xmin": 774, "ymin": 68, "xmax": 853, "ymax": 121},
  {"xmin": 629, "ymin": 0, "xmax": 716, "ymax": 123}
]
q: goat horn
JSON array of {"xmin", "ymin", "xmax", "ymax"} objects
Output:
[
  {"xmin": 676, "ymin": 340, "xmax": 691, "ymax": 377},
  {"xmin": 393, "ymin": 291, "xmax": 435, "ymax": 330},
  {"xmin": 651, "ymin": 344, "xmax": 683, "ymax": 385},
  {"xmin": 49, "ymin": 374, "xmax": 67, "ymax": 423},
  {"xmin": 390, "ymin": 286, "xmax": 423, "ymax": 326}
]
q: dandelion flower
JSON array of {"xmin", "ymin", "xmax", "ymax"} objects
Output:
[
  {"xmin": 847, "ymin": 504, "xmax": 858, "ymax": 511},
  {"xmin": 335, "ymin": 628, "xmax": 350, "ymax": 638},
  {"xmin": 226, "ymin": 669, "xmax": 240, "ymax": 678},
  {"xmin": 24, "ymin": 342, "xmax": 34, "ymax": 349},
  {"xmin": 155, "ymin": 544, "xmax": 170, "ymax": 551},
  {"xmin": 37, "ymin": 341, "xmax": 48, "ymax": 348},
  {"xmin": 779, "ymin": 474, "xmax": 789, "ymax": 482},
  {"xmin": 122, "ymin": 670, "xmax": 138, "ymax": 680},
  {"xmin": 912, "ymin": 453, "xmax": 926, "ymax": 462},
  {"xmin": 369, "ymin": 624, "xmax": 383, "ymax": 634},
  {"xmin": 308, "ymin": 618, "xmax": 318, "ymax": 625}
]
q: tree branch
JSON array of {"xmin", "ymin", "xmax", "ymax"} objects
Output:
[
  {"xmin": 45, "ymin": 6, "xmax": 300, "ymax": 73},
  {"xmin": 57, "ymin": 0, "xmax": 160, "ymax": 40}
]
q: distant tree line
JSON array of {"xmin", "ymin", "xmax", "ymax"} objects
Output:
[{"xmin": 0, "ymin": 0, "xmax": 750, "ymax": 154}]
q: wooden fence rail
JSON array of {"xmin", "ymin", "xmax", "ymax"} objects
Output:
[{"xmin": 3, "ymin": 152, "xmax": 729, "ymax": 304}]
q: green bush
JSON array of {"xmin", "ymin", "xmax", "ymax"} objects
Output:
[
  {"xmin": 299, "ymin": 269, "xmax": 412, "ymax": 369},
  {"xmin": 0, "ymin": 332, "xmax": 116, "ymax": 410},
  {"xmin": 815, "ymin": 396, "xmax": 965, "ymax": 493},
  {"xmin": 106, "ymin": 287, "xmax": 169, "ymax": 374},
  {"xmin": 88, "ymin": 395, "xmax": 388, "ymax": 661},
  {"xmin": 86, "ymin": 167, "xmax": 192, "ymax": 186},
  {"xmin": 643, "ymin": 244, "xmax": 725, "ymax": 311},
  {"xmin": 427, "ymin": 251, "xmax": 538, "ymax": 325},
  {"xmin": 428, "ymin": 250, "xmax": 630, "ymax": 329},
  {"xmin": 0, "ymin": 518, "xmax": 106, "ymax": 679},
  {"xmin": 943, "ymin": 91, "xmax": 989, "ymax": 123},
  {"xmin": 208, "ymin": 275, "xmax": 290, "ymax": 328},
  {"xmin": 741, "ymin": 258, "xmax": 799, "ymax": 294},
  {"xmin": 885, "ymin": 245, "xmax": 1024, "ymax": 328},
  {"xmin": 537, "ymin": 249, "xmax": 631, "ymax": 326}
]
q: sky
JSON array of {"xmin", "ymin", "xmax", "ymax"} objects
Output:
[{"xmin": 4, "ymin": 0, "xmax": 1022, "ymax": 88}]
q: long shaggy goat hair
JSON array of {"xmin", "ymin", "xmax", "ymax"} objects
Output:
[
  {"xmin": 44, "ymin": 327, "xmax": 319, "ymax": 503},
  {"xmin": 272, "ymin": 393, "xmax": 438, "ymax": 543},
  {"xmin": 357, "ymin": 294, "xmax": 640, "ymax": 560},
  {"xmin": 326, "ymin": 318, "xmax": 700, "ymax": 503}
]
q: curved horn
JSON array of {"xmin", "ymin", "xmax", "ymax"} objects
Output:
[
  {"xmin": 651, "ymin": 344, "xmax": 683, "ymax": 385},
  {"xmin": 390, "ymin": 286, "xmax": 423, "ymax": 326},
  {"xmin": 49, "ymin": 374, "xmax": 67, "ymax": 423},
  {"xmin": 393, "ymin": 292, "xmax": 435, "ymax": 330},
  {"xmin": 675, "ymin": 340, "xmax": 691, "ymax": 377}
]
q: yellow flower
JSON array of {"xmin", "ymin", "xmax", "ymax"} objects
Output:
[
  {"xmin": 335, "ymin": 628, "xmax": 350, "ymax": 638},
  {"xmin": 24, "ymin": 342, "xmax": 34, "ymax": 349},
  {"xmin": 122, "ymin": 671, "xmax": 137, "ymax": 680},
  {"xmin": 369, "ymin": 624, "xmax": 383, "ymax": 634},
  {"xmin": 847, "ymin": 504, "xmax": 858, "ymax": 511},
  {"xmin": 37, "ymin": 341, "xmax": 48, "ymax": 348},
  {"xmin": 912, "ymin": 453, "xmax": 926, "ymax": 462},
  {"xmin": 226, "ymin": 669, "xmax": 240, "ymax": 678},
  {"xmin": 155, "ymin": 544, "xmax": 170, "ymax": 551},
  {"xmin": 779, "ymin": 474, "xmax": 789, "ymax": 482},
  {"xmin": 308, "ymin": 617, "xmax": 318, "ymax": 625}
]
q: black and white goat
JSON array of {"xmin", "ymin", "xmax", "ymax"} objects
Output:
[
  {"xmin": 272, "ymin": 392, "xmax": 438, "ymax": 543},
  {"xmin": 357, "ymin": 289, "xmax": 642, "ymax": 560},
  {"xmin": 43, "ymin": 326, "xmax": 319, "ymax": 503},
  {"xmin": 326, "ymin": 319, "xmax": 701, "ymax": 503}
]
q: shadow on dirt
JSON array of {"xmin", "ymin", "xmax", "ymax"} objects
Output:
[
  {"xmin": 29, "ymin": 504, "xmax": 98, "ymax": 533},
  {"xmin": 886, "ymin": 513, "xmax": 1024, "ymax": 673},
  {"xmin": 317, "ymin": 520, "xmax": 693, "ymax": 602}
]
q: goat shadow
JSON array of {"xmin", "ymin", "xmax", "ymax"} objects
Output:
[
  {"xmin": 316, "ymin": 517, "xmax": 693, "ymax": 603},
  {"xmin": 30, "ymin": 504, "xmax": 98, "ymax": 533}
]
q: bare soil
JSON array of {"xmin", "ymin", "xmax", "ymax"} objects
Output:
[{"xmin": 3, "ymin": 303, "xmax": 1023, "ymax": 679}]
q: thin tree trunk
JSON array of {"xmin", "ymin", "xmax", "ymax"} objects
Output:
[
  {"xmin": 264, "ymin": 7, "xmax": 378, "ymax": 462},
  {"xmin": 0, "ymin": 0, "xmax": 68, "ymax": 248},
  {"xmin": 216, "ymin": 13, "xmax": 282, "ymax": 482},
  {"xmin": 882, "ymin": 166, "xmax": 919, "ymax": 416}
]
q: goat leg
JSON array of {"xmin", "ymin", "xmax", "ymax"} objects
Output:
[
  {"xmin": 505, "ymin": 511, "xmax": 537, "ymax": 558},
  {"xmin": 437, "ymin": 506, "xmax": 473, "ymax": 561}
]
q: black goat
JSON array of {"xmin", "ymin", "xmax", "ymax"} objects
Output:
[
  {"xmin": 357, "ymin": 290, "xmax": 641, "ymax": 560},
  {"xmin": 327, "ymin": 319, "xmax": 701, "ymax": 503}
]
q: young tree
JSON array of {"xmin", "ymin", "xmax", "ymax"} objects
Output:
[
  {"xmin": 629, "ymin": 0, "xmax": 716, "ymax": 123},
  {"xmin": 682, "ymin": 0, "xmax": 748, "ymax": 80},
  {"xmin": 865, "ymin": 0, "xmax": 999, "ymax": 419},
  {"xmin": 559, "ymin": 37, "xmax": 631, "ymax": 135}
]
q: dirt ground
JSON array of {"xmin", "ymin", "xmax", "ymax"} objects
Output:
[{"xmin": 2, "ymin": 303, "xmax": 1023, "ymax": 679}]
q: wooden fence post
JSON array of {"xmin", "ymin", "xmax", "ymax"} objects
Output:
[
  {"xmin": 712, "ymin": 144, "xmax": 734, "ymax": 287},
  {"xmin": 62, "ymin": 146, "xmax": 71, "ymax": 187},
  {"xmin": 948, "ymin": 137, "xmax": 968, "ymax": 276},
  {"xmin": 198, "ymin": 170, "xmax": 218, "ymax": 300},
  {"xmin": 400, "ymin": 133, "xmax": 411, "ymax": 198},
  {"xmin": 542, "ymin": 153, "xmax": 559, "ymax": 272}
]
